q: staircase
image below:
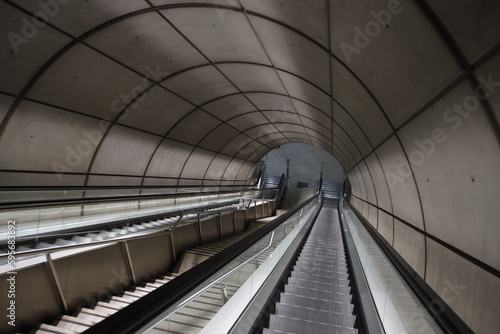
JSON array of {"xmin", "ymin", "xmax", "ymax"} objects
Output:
[
  {"xmin": 321, "ymin": 181, "xmax": 343, "ymax": 199},
  {"xmin": 34, "ymin": 273, "xmax": 178, "ymax": 334},
  {"xmin": 262, "ymin": 175, "xmax": 282, "ymax": 189},
  {"xmin": 264, "ymin": 199, "xmax": 358, "ymax": 334}
]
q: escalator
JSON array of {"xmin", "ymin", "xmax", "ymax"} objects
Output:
[{"xmin": 264, "ymin": 199, "xmax": 357, "ymax": 334}]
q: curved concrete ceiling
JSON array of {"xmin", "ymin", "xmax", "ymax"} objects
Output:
[{"xmin": 0, "ymin": 1, "xmax": 499, "ymax": 332}]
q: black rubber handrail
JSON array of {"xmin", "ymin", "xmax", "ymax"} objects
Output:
[{"xmin": 83, "ymin": 194, "xmax": 319, "ymax": 334}]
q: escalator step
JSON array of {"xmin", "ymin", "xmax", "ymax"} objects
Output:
[
  {"xmin": 287, "ymin": 277, "xmax": 351, "ymax": 293},
  {"xmin": 284, "ymin": 285, "xmax": 352, "ymax": 303},
  {"xmin": 279, "ymin": 292, "xmax": 354, "ymax": 314},
  {"xmin": 291, "ymin": 270, "xmax": 349, "ymax": 283},
  {"xmin": 36, "ymin": 323, "xmax": 77, "ymax": 334},
  {"xmin": 275, "ymin": 303, "xmax": 355, "ymax": 328},
  {"xmin": 268, "ymin": 314, "xmax": 357, "ymax": 334},
  {"xmin": 55, "ymin": 319, "xmax": 89, "ymax": 332}
]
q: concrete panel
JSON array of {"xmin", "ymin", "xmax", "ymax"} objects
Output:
[
  {"xmin": 278, "ymin": 70, "xmax": 331, "ymax": 113},
  {"xmin": 306, "ymin": 130, "xmax": 330, "ymax": 147},
  {"xmin": 91, "ymin": 125, "xmax": 161, "ymax": 176},
  {"xmin": 86, "ymin": 11, "xmax": 206, "ymax": 77},
  {"xmin": 223, "ymin": 158, "xmax": 244, "ymax": 181},
  {"xmin": 330, "ymin": 0, "xmax": 461, "ymax": 127},
  {"xmin": 218, "ymin": 63, "xmax": 286, "ymax": 94},
  {"xmin": 167, "ymin": 109, "xmax": 221, "ymax": 145},
  {"xmin": 118, "ymin": 86, "xmax": 195, "ymax": 135},
  {"xmin": 180, "ymin": 148, "xmax": 216, "ymax": 179},
  {"xmin": 220, "ymin": 133, "xmax": 254, "ymax": 157},
  {"xmin": 227, "ymin": 112, "xmax": 270, "ymax": 131},
  {"xmin": 367, "ymin": 203, "xmax": 378, "ymax": 228},
  {"xmin": 0, "ymin": 93, "xmax": 14, "ymax": 125},
  {"xmin": 0, "ymin": 263, "xmax": 62, "ymax": 333},
  {"xmin": 161, "ymin": 65, "xmax": 238, "ymax": 106},
  {"xmin": 172, "ymin": 224, "xmax": 199, "ymax": 259},
  {"xmin": 275, "ymin": 123, "xmax": 306, "ymax": 134},
  {"xmin": 332, "ymin": 123, "xmax": 362, "ymax": 163},
  {"xmin": 332, "ymin": 58, "xmax": 392, "ymax": 145},
  {"xmin": 375, "ymin": 136, "xmax": 424, "ymax": 230},
  {"xmin": 241, "ymin": 143, "xmax": 267, "ymax": 161},
  {"xmin": 53, "ymin": 244, "xmax": 131, "ymax": 311},
  {"xmin": 427, "ymin": 0, "xmax": 500, "ymax": 63},
  {"xmin": 398, "ymin": 81, "xmax": 500, "ymax": 270},
  {"xmin": 27, "ymin": 43, "xmax": 150, "ymax": 120},
  {"xmin": 205, "ymin": 154, "xmax": 232, "ymax": 180},
  {"xmin": 235, "ymin": 210, "xmax": 246, "ymax": 233},
  {"xmin": 241, "ymin": 0, "xmax": 328, "ymax": 47},
  {"xmin": 358, "ymin": 161, "xmax": 377, "ymax": 204},
  {"xmin": 393, "ymin": 220, "xmax": 425, "ymax": 277},
  {"xmin": 377, "ymin": 209, "xmax": 394, "ymax": 246},
  {"xmin": 246, "ymin": 92, "xmax": 295, "ymax": 113},
  {"xmin": 162, "ymin": 8, "xmax": 270, "ymax": 64},
  {"xmin": 333, "ymin": 101, "xmax": 372, "ymax": 156},
  {"xmin": 0, "ymin": 100, "xmax": 108, "ymax": 174},
  {"xmin": 201, "ymin": 216, "xmax": 219, "ymax": 243},
  {"xmin": 249, "ymin": 15, "xmax": 330, "ymax": 91},
  {"xmin": 426, "ymin": 238, "xmax": 500, "ymax": 333},
  {"xmin": 142, "ymin": 178, "xmax": 178, "ymax": 186},
  {"xmin": 244, "ymin": 124, "xmax": 281, "ymax": 140},
  {"xmin": 236, "ymin": 161, "xmax": 256, "ymax": 181},
  {"xmin": 86, "ymin": 175, "xmax": 142, "ymax": 186},
  {"xmin": 127, "ymin": 234, "xmax": 173, "ymax": 283},
  {"xmin": 146, "ymin": 139, "xmax": 194, "ymax": 178},
  {"xmin": 198, "ymin": 123, "xmax": 240, "ymax": 152},
  {"xmin": 15, "ymin": 0, "xmax": 149, "ymax": 36},
  {"xmin": 474, "ymin": 52, "xmax": 500, "ymax": 121},
  {"xmin": 365, "ymin": 153, "xmax": 393, "ymax": 213},
  {"xmin": 151, "ymin": 0, "xmax": 240, "ymax": 6},
  {"xmin": 301, "ymin": 117, "xmax": 331, "ymax": 141},
  {"xmin": 292, "ymin": 99, "xmax": 332, "ymax": 127},
  {"xmin": 220, "ymin": 212, "xmax": 234, "ymax": 238},
  {"xmin": 352, "ymin": 166, "xmax": 367, "ymax": 202},
  {"xmin": 0, "ymin": 172, "xmax": 86, "ymax": 187},
  {"xmin": 178, "ymin": 179, "xmax": 203, "ymax": 186},
  {"xmin": 202, "ymin": 94, "xmax": 256, "ymax": 121},
  {"xmin": 348, "ymin": 169, "xmax": 361, "ymax": 199},
  {"xmin": 0, "ymin": 3, "xmax": 71, "ymax": 95}
]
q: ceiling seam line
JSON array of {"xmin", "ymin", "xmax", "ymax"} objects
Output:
[
  {"xmin": 235, "ymin": 9, "xmax": 318, "ymax": 147},
  {"xmin": 150, "ymin": 6, "xmax": 287, "ymax": 148}
]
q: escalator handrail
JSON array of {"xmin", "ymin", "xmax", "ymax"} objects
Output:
[
  {"xmin": 0, "ymin": 200, "xmax": 249, "ymax": 260},
  {"xmin": 338, "ymin": 194, "xmax": 386, "ymax": 334},
  {"xmin": 151, "ymin": 230, "xmax": 275, "ymax": 329},
  {"xmin": 83, "ymin": 194, "xmax": 320, "ymax": 334}
]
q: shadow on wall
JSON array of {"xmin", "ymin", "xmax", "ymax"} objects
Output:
[{"xmin": 262, "ymin": 143, "xmax": 344, "ymax": 208}]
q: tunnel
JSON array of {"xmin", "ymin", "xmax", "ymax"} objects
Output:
[{"xmin": 0, "ymin": 1, "xmax": 499, "ymax": 333}]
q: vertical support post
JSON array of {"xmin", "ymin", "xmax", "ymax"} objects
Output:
[
  {"xmin": 121, "ymin": 241, "xmax": 137, "ymax": 286},
  {"xmin": 169, "ymin": 232, "xmax": 176, "ymax": 263},
  {"xmin": 197, "ymin": 213, "xmax": 202, "ymax": 246},
  {"xmin": 232, "ymin": 211, "xmax": 236, "ymax": 235},
  {"xmin": 46, "ymin": 254, "xmax": 69, "ymax": 314},
  {"xmin": 217, "ymin": 213, "xmax": 222, "ymax": 240}
]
